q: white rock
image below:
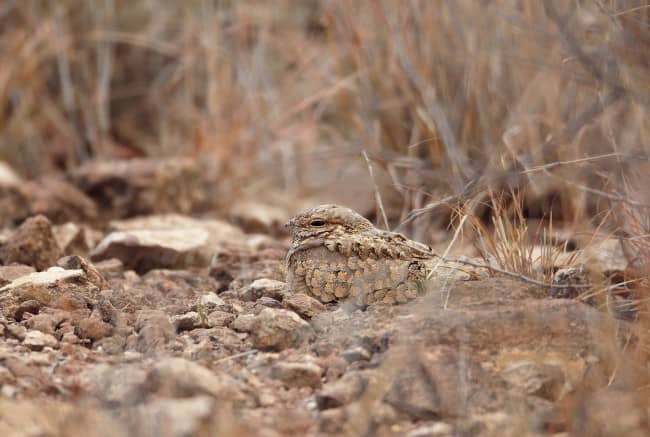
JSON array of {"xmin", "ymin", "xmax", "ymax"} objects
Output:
[
  {"xmin": 23, "ymin": 330, "xmax": 58, "ymax": 351},
  {"xmin": 0, "ymin": 267, "xmax": 84, "ymax": 293}
]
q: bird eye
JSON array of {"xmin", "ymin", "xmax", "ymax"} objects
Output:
[{"xmin": 310, "ymin": 220, "xmax": 326, "ymax": 227}]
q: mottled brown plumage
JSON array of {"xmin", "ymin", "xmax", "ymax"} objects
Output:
[{"xmin": 285, "ymin": 204, "xmax": 435, "ymax": 306}]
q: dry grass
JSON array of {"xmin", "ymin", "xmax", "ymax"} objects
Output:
[{"xmin": 0, "ymin": 1, "xmax": 647, "ymax": 205}]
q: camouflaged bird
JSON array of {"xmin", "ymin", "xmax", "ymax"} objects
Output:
[{"xmin": 285, "ymin": 204, "xmax": 435, "ymax": 306}]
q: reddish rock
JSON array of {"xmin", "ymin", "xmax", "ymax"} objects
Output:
[
  {"xmin": 69, "ymin": 158, "xmax": 208, "ymax": 218},
  {"xmin": 0, "ymin": 265, "xmax": 35, "ymax": 286},
  {"xmin": 77, "ymin": 317, "xmax": 114, "ymax": 342},
  {"xmin": 283, "ymin": 293, "xmax": 326, "ymax": 319},
  {"xmin": 250, "ymin": 308, "xmax": 314, "ymax": 351},
  {"xmin": 134, "ymin": 310, "xmax": 175, "ymax": 353},
  {"xmin": 0, "ymin": 215, "xmax": 62, "ymax": 270},
  {"xmin": 271, "ymin": 361, "xmax": 323, "ymax": 388}
]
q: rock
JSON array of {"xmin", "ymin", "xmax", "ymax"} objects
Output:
[
  {"xmin": 0, "ymin": 264, "xmax": 35, "ymax": 286},
  {"xmin": 93, "ymin": 258, "xmax": 124, "ymax": 279},
  {"xmin": 171, "ymin": 312, "xmax": 204, "ymax": 332},
  {"xmin": 0, "ymin": 215, "xmax": 62, "ymax": 270},
  {"xmin": 577, "ymin": 238, "xmax": 628, "ymax": 274},
  {"xmin": 0, "ymin": 267, "xmax": 99, "ymax": 318},
  {"xmin": 407, "ymin": 422, "xmax": 454, "ymax": 437},
  {"xmin": 0, "ymin": 399, "xmax": 127, "ymax": 437},
  {"xmin": 316, "ymin": 372, "xmax": 368, "ymax": 410},
  {"xmin": 568, "ymin": 390, "xmax": 649, "ymax": 437},
  {"xmin": 310, "ymin": 308, "xmax": 351, "ymax": 333},
  {"xmin": 78, "ymin": 363, "xmax": 148, "ymax": 405},
  {"xmin": 95, "ymin": 335, "xmax": 127, "ymax": 354},
  {"xmin": 91, "ymin": 214, "xmax": 246, "ymax": 273},
  {"xmin": 318, "ymin": 408, "xmax": 348, "ymax": 434},
  {"xmin": 257, "ymin": 296, "xmax": 283, "ymax": 309},
  {"xmin": 53, "ymin": 222, "xmax": 92, "ymax": 255},
  {"xmin": 342, "ymin": 347, "xmax": 372, "ymax": 363},
  {"xmin": 91, "ymin": 229, "xmax": 210, "ymax": 273},
  {"xmin": 199, "ymin": 292, "xmax": 226, "ymax": 308},
  {"xmin": 0, "ymin": 172, "xmax": 29, "ymax": 228},
  {"xmin": 385, "ymin": 347, "xmax": 502, "ymax": 420},
  {"xmin": 283, "ymin": 293, "xmax": 326, "ymax": 319},
  {"xmin": 231, "ymin": 314, "xmax": 256, "ymax": 333},
  {"xmin": 134, "ymin": 310, "xmax": 175, "ymax": 353},
  {"xmin": 58, "ymin": 255, "xmax": 108, "ymax": 290},
  {"xmin": 230, "ymin": 201, "xmax": 289, "ymax": 235},
  {"xmin": 239, "ymin": 278, "xmax": 287, "ymax": 302},
  {"xmin": 23, "ymin": 177, "xmax": 99, "ymax": 224},
  {"xmin": 69, "ymin": 158, "xmax": 208, "ymax": 218},
  {"xmin": 23, "ymin": 311, "xmax": 64, "ymax": 335},
  {"xmin": 23, "ymin": 330, "xmax": 58, "ymax": 351},
  {"xmin": 250, "ymin": 308, "xmax": 314, "ymax": 351},
  {"xmin": 209, "ymin": 247, "xmax": 285, "ymax": 291},
  {"xmin": 0, "ymin": 161, "xmax": 21, "ymax": 186},
  {"xmin": 77, "ymin": 317, "xmax": 114, "ymax": 342},
  {"xmin": 0, "ymin": 172, "xmax": 97, "ymax": 228},
  {"xmin": 207, "ymin": 310, "xmax": 235, "ymax": 328},
  {"xmin": 5, "ymin": 323, "xmax": 27, "ymax": 341},
  {"xmin": 145, "ymin": 357, "xmax": 250, "ymax": 405},
  {"xmin": 500, "ymin": 361, "xmax": 566, "ymax": 401},
  {"xmin": 128, "ymin": 396, "xmax": 217, "ymax": 437},
  {"xmin": 271, "ymin": 361, "xmax": 323, "ymax": 388}
]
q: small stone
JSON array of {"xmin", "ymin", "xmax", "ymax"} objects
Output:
[
  {"xmin": 199, "ymin": 293, "xmax": 226, "ymax": 309},
  {"xmin": 94, "ymin": 335, "xmax": 126, "ymax": 354},
  {"xmin": 283, "ymin": 293, "xmax": 326, "ymax": 318},
  {"xmin": 250, "ymin": 308, "xmax": 314, "ymax": 351},
  {"xmin": 271, "ymin": 361, "xmax": 323, "ymax": 388},
  {"xmin": 342, "ymin": 347, "xmax": 371, "ymax": 363},
  {"xmin": 311, "ymin": 309, "xmax": 351, "ymax": 333},
  {"xmin": 134, "ymin": 310, "xmax": 175, "ymax": 353},
  {"xmin": 239, "ymin": 278, "xmax": 287, "ymax": 302},
  {"xmin": 0, "ymin": 267, "xmax": 97, "ymax": 317},
  {"xmin": 257, "ymin": 296, "xmax": 283, "ymax": 309},
  {"xmin": 52, "ymin": 222, "xmax": 89, "ymax": 255},
  {"xmin": 23, "ymin": 330, "xmax": 58, "ymax": 351},
  {"xmin": 230, "ymin": 314, "xmax": 256, "ymax": 333},
  {"xmin": 316, "ymin": 371, "xmax": 367, "ymax": 410},
  {"xmin": 318, "ymin": 408, "xmax": 347, "ymax": 434},
  {"xmin": 93, "ymin": 258, "xmax": 124, "ymax": 279},
  {"xmin": 6, "ymin": 324, "xmax": 27, "ymax": 341},
  {"xmin": 407, "ymin": 422, "xmax": 454, "ymax": 437},
  {"xmin": 500, "ymin": 361, "xmax": 566, "ymax": 401},
  {"xmin": 90, "ymin": 214, "xmax": 246, "ymax": 273},
  {"xmin": 0, "ymin": 215, "xmax": 62, "ymax": 270},
  {"xmin": 130, "ymin": 396, "xmax": 216, "ymax": 437},
  {"xmin": 1, "ymin": 385, "xmax": 17, "ymax": 398},
  {"xmin": 77, "ymin": 317, "xmax": 114, "ymax": 341},
  {"xmin": 145, "ymin": 357, "xmax": 250, "ymax": 405},
  {"xmin": 171, "ymin": 312, "xmax": 204, "ymax": 332},
  {"xmin": 57, "ymin": 255, "xmax": 108, "ymax": 290},
  {"xmin": 0, "ymin": 265, "xmax": 35, "ymax": 287},
  {"xmin": 23, "ymin": 312, "xmax": 60, "ymax": 335},
  {"xmin": 206, "ymin": 310, "xmax": 235, "ymax": 328},
  {"xmin": 230, "ymin": 201, "xmax": 289, "ymax": 235}
]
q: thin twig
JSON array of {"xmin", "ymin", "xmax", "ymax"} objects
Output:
[
  {"xmin": 428, "ymin": 214, "xmax": 468, "ymax": 279},
  {"xmin": 362, "ymin": 149, "xmax": 390, "ymax": 231},
  {"xmin": 521, "ymin": 152, "xmax": 624, "ymax": 174},
  {"xmin": 436, "ymin": 255, "xmax": 592, "ymax": 289}
]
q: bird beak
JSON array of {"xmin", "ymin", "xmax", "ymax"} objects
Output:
[{"xmin": 284, "ymin": 219, "xmax": 293, "ymax": 229}]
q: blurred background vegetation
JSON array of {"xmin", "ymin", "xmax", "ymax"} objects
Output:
[{"xmin": 0, "ymin": 0, "xmax": 648, "ymax": 230}]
